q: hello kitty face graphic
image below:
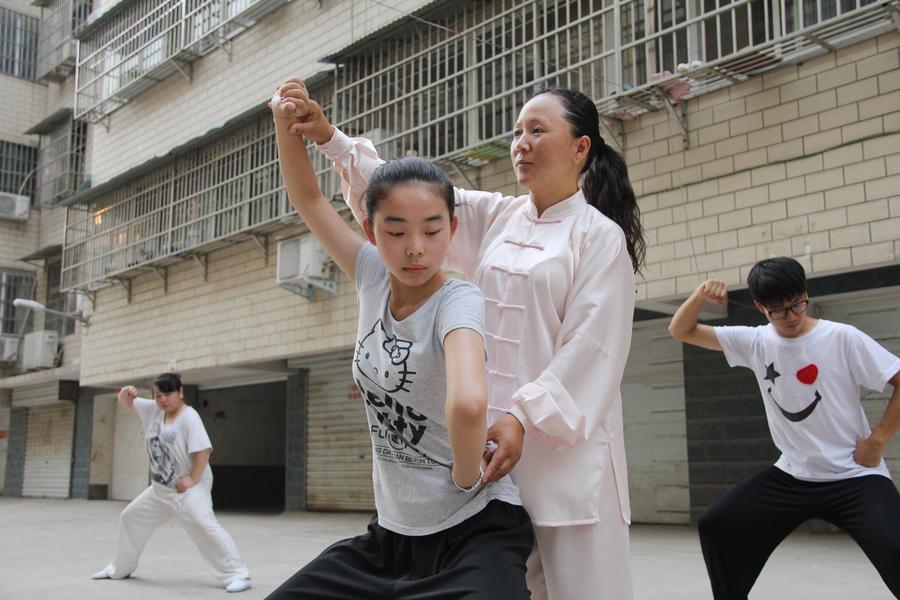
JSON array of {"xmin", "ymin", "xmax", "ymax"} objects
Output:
[
  {"xmin": 764, "ymin": 362, "xmax": 822, "ymax": 422},
  {"xmin": 354, "ymin": 319, "xmax": 416, "ymax": 393}
]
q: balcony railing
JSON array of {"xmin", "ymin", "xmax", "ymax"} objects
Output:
[
  {"xmin": 35, "ymin": 0, "xmax": 92, "ymax": 82},
  {"xmin": 61, "ymin": 0, "xmax": 899, "ymax": 291},
  {"xmin": 62, "ymin": 96, "xmax": 340, "ymax": 291},
  {"xmin": 74, "ymin": 0, "xmax": 289, "ymax": 123},
  {"xmin": 332, "ymin": 0, "xmax": 898, "ymax": 165},
  {"xmin": 596, "ymin": 0, "xmax": 899, "ymax": 124}
]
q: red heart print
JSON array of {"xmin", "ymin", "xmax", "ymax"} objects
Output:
[{"xmin": 796, "ymin": 364, "xmax": 818, "ymax": 385}]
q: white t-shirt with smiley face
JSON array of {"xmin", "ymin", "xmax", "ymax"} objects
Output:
[{"xmin": 716, "ymin": 320, "xmax": 900, "ymax": 481}]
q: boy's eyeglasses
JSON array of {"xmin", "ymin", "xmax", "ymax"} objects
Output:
[{"xmin": 765, "ymin": 299, "xmax": 809, "ymax": 320}]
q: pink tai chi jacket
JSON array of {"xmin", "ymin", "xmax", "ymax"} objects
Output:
[{"xmin": 318, "ymin": 129, "xmax": 636, "ymax": 527}]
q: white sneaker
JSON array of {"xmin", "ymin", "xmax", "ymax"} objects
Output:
[
  {"xmin": 225, "ymin": 578, "xmax": 251, "ymax": 593},
  {"xmin": 92, "ymin": 567, "xmax": 111, "ymax": 580}
]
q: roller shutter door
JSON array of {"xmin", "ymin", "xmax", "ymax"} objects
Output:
[
  {"xmin": 304, "ymin": 351, "xmax": 374, "ymax": 511},
  {"xmin": 622, "ymin": 319, "xmax": 690, "ymax": 524},
  {"xmin": 22, "ymin": 403, "xmax": 75, "ymax": 498},
  {"xmin": 0, "ymin": 407, "xmax": 9, "ymax": 495}
]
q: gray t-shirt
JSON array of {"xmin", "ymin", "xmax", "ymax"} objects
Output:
[{"xmin": 353, "ymin": 243, "xmax": 521, "ymax": 535}]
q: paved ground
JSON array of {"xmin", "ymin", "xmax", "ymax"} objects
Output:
[{"xmin": 0, "ymin": 497, "xmax": 891, "ymax": 599}]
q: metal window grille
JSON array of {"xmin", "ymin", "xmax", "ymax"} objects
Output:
[
  {"xmin": 36, "ymin": 0, "xmax": 92, "ymax": 82},
  {"xmin": 62, "ymin": 0, "xmax": 898, "ymax": 289},
  {"xmin": 604, "ymin": 0, "xmax": 896, "ymax": 123},
  {"xmin": 37, "ymin": 120, "xmax": 88, "ymax": 207},
  {"xmin": 62, "ymin": 85, "xmax": 339, "ymax": 291},
  {"xmin": 74, "ymin": 0, "xmax": 289, "ymax": 122},
  {"xmin": 0, "ymin": 7, "xmax": 39, "ymax": 79},
  {"xmin": 44, "ymin": 261, "xmax": 77, "ymax": 337},
  {"xmin": 336, "ymin": 0, "xmax": 578, "ymax": 163},
  {"xmin": 0, "ymin": 141, "xmax": 38, "ymax": 200},
  {"xmin": 334, "ymin": 0, "xmax": 897, "ymax": 163},
  {"xmin": 0, "ymin": 271, "xmax": 36, "ymax": 335}
]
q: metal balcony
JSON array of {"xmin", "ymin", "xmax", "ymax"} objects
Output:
[
  {"xmin": 34, "ymin": 0, "xmax": 92, "ymax": 82},
  {"xmin": 61, "ymin": 94, "xmax": 340, "ymax": 294},
  {"xmin": 73, "ymin": 0, "xmax": 290, "ymax": 124},
  {"xmin": 595, "ymin": 0, "xmax": 900, "ymax": 146},
  {"xmin": 330, "ymin": 0, "xmax": 899, "ymax": 166},
  {"xmin": 26, "ymin": 110, "xmax": 88, "ymax": 207}
]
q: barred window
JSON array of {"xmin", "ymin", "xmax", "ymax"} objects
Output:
[
  {"xmin": 335, "ymin": 1, "xmax": 626, "ymax": 162},
  {"xmin": 45, "ymin": 261, "xmax": 77, "ymax": 337},
  {"xmin": 63, "ymin": 80, "xmax": 339, "ymax": 291},
  {"xmin": 0, "ymin": 141, "xmax": 38, "ymax": 200},
  {"xmin": 334, "ymin": 0, "xmax": 895, "ymax": 155},
  {"xmin": 75, "ymin": 0, "xmax": 289, "ymax": 122},
  {"xmin": 36, "ymin": 0, "xmax": 92, "ymax": 82},
  {"xmin": 0, "ymin": 7, "xmax": 39, "ymax": 80},
  {"xmin": 37, "ymin": 119, "xmax": 88, "ymax": 206},
  {"xmin": 0, "ymin": 270, "xmax": 36, "ymax": 335}
]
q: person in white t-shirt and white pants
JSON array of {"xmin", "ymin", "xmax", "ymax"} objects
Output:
[
  {"xmin": 669, "ymin": 257, "xmax": 900, "ymax": 599},
  {"xmin": 92, "ymin": 373, "xmax": 251, "ymax": 593}
]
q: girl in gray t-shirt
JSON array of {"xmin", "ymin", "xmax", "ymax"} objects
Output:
[{"xmin": 266, "ymin": 86, "xmax": 533, "ymax": 599}]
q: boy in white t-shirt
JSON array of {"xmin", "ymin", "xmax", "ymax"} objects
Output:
[{"xmin": 669, "ymin": 257, "xmax": 900, "ymax": 599}]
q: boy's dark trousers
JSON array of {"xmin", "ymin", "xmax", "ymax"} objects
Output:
[
  {"xmin": 265, "ymin": 500, "xmax": 533, "ymax": 600},
  {"xmin": 699, "ymin": 466, "xmax": 900, "ymax": 599}
]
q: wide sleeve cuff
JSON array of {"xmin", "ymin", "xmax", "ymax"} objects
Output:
[{"xmin": 510, "ymin": 374, "xmax": 586, "ymax": 448}]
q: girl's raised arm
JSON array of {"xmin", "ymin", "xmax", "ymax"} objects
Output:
[{"xmin": 273, "ymin": 92, "xmax": 363, "ymax": 279}]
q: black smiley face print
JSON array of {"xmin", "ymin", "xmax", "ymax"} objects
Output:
[{"xmin": 764, "ymin": 362, "xmax": 823, "ymax": 422}]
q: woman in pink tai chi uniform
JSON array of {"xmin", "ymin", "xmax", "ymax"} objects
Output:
[{"xmin": 275, "ymin": 79, "xmax": 645, "ymax": 600}]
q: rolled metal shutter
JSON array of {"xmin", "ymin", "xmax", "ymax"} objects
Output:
[
  {"xmin": 303, "ymin": 351, "xmax": 374, "ymax": 511},
  {"xmin": 21, "ymin": 403, "xmax": 75, "ymax": 498},
  {"xmin": 0, "ymin": 407, "xmax": 9, "ymax": 495},
  {"xmin": 11, "ymin": 383, "xmax": 59, "ymax": 407},
  {"xmin": 622, "ymin": 320, "xmax": 690, "ymax": 524}
]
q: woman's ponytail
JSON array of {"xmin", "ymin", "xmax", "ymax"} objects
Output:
[
  {"xmin": 531, "ymin": 88, "xmax": 646, "ymax": 273},
  {"xmin": 583, "ymin": 142, "xmax": 645, "ymax": 273}
]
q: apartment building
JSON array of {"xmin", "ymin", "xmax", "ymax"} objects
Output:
[
  {"xmin": 1, "ymin": 0, "xmax": 92, "ymax": 499},
  {"xmin": 1, "ymin": 0, "xmax": 897, "ymax": 524}
]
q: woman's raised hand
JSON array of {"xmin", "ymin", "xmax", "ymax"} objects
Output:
[{"xmin": 270, "ymin": 78, "xmax": 335, "ymax": 145}]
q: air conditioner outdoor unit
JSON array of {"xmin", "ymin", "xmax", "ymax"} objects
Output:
[
  {"xmin": 276, "ymin": 235, "xmax": 337, "ymax": 301},
  {"xmin": 0, "ymin": 193, "xmax": 30, "ymax": 221},
  {"xmin": 0, "ymin": 335, "xmax": 19, "ymax": 364},
  {"xmin": 22, "ymin": 330, "xmax": 58, "ymax": 370}
]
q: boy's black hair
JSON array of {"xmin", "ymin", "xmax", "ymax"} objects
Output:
[
  {"xmin": 747, "ymin": 257, "xmax": 808, "ymax": 306},
  {"xmin": 365, "ymin": 157, "xmax": 455, "ymax": 220},
  {"xmin": 153, "ymin": 372, "xmax": 182, "ymax": 393}
]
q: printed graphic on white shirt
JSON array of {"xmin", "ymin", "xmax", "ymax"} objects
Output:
[
  {"xmin": 146, "ymin": 421, "xmax": 178, "ymax": 486},
  {"xmin": 715, "ymin": 320, "xmax": 900, "ymax": 481},
  {"xmin": 763, "ymin": 361, "xmax": 823, "ymax": 422}
]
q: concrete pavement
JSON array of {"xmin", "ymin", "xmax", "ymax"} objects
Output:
[{"xmin": 0, "ymin": 497, "xmax": 890, "ymax": 599}]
